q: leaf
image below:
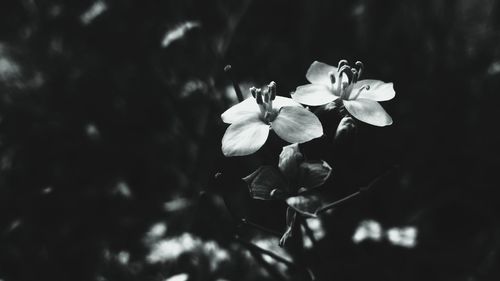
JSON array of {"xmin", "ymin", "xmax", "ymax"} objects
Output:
[
  {"xmin": 298, "ymin": 160, "xmax": 332, "ymax": 189},
  {"xmin": 242, "ymin": 166, "xmax": 288, "ymax": 200}
]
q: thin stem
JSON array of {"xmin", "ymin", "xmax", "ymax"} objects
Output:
[
  {"xmin": 239, "ymin": 218, "xmax": 282, "ymax": 237},
  {"xmin": 234, "ymin": 236, "xmax": 295, "ymax": 267},
  {"xmin": 315, "ymin": 190, "xmax": 361, "ymax": 215},
  {"xmin": 224, "ymin": 65, "xmax": 244, "ymax": 102},
  {"xmin": 315, "ymin": 165, "xmax": 398, "ymax": 215}
]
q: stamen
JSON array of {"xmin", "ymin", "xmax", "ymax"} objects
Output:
[
  {"xmin": 350, "ymin": 85, "xmax": 370, "ymax": 100},
  {"xmin": 250, "ymin": 86, "xmax": 257, "ymax": 98},
  {"xmin": 268, "ymin": 81, "xmax": 276, "ymax": 100},
  {"xmin": 263, "ymin": 89, "xmax": 270, "ymax": 103},
  {"xmin": 351, "ymin": 69, "xmax": 358, "ymax": 83},
  {"xmin": 255, "ymin": 88, "xmax": 263, "ymax": 104},
  {"xmin": 355, "ymin": 61, "xmax": 364, "ymax": 78},
  {"xmin": 338, "ymin": 59, "xmax": 348, "ymax": 69},
  {"xmin": 338, "ymin": 65, "xmax": 353, "ymax": 84}
]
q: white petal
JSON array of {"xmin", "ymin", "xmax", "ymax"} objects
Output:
[
  {"xmin": 343, "ymin": 99, "xmax": 393, "ymax": 127},
  {"xmin": 306, "ymin": 61, "xmax": 338, "ymax": 86},
  {"xmin": 272, "ymin": 96, "xmax": 301, "ymax": 109},
  {"xmin": 292, "ymin": 84, "xmax": 337, "ymax": 106},
  {"xmin": 221, "ymin": 97, "xmax": 260, "ymax": 124},
  {"xmin": 271, "ymin": 106, "xmax": 323, "ymax": 143},
  {"xmin": 221, "ymin": 115, "xmax": 270, "ymax": 156},
  {"xmin": 350, "ymin": 80, "xmax": 395, "ymax": 101}
]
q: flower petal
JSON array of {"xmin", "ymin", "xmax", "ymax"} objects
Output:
[
  {"xmin": 221, "ymin": 97, "xmax": 260, "ymax": 124},
  {"xmin": 350, "ymin": 80, "xmax": 395, "ymax": 101},
  {"xmin": 243, "ymin": 166, "xmax": 289, "ymax": 200},
  {"xmin": 221, "ymin": 115, "xmax": 270, "ymax": 156},
  {"xmin": 271, "ymin": 106, "xmax": 323, "ymax": 143},
  {"xmin": 306, "ymin": 61, "xmax": 338, "ymax": 86},
  {"xmin": 292, "ymin": 84, "xmax": 337, "ymax": 106},
  {"xmin": 299, "ymin": 160, "xmax": 332, "ymax": 189},
  {"xmin": 272, "ymin": 96, "xmax": 301, "ymax": 109},
  {"xmin": 343, "ymin": 98, "xmax": 393, "ymax": 127}
]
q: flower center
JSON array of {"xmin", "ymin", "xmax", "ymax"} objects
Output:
[
  {"xmin": 251, "ymin": 81, "xmax": 278, "ymax": 123},
  {"xmin": 335, "ymin": 60, "xmax": 367, "ymax": 100}
]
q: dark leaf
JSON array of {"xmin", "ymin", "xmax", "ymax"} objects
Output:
[{"xmin": 243, "ymin": 166, "xmax": 288, "ymax": 200}]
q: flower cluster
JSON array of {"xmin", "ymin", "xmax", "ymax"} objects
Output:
[{"xmin": 219, "ymin": 60, "xmax": 396, "ymax": 246}]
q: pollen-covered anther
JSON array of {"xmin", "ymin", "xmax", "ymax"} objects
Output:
[
  {"xmin": 268, "ymin": 81, "xmax": 277, "ymax": 100},
  {"xmin": 338, "ymin": 59, "xmax": 348, "ymax": 69},
  {"xmin": 338, "ymin": 65, "xmax": 353, "ymax": 84},
  {"xmin": 250, "ymin": 86, "xmax": 257, "ymax": 98},
  {"xmin": 355, "ymin": 61, "xmax": 364, "ymax": 78}
]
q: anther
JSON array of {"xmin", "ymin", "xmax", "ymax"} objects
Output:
[
  {"xmin": 355, "ymin": 61, "xmax": 364, "ymax": 78},
  {"xmin": 255, "ymin": 88, "xmax": 263, "ymax": 104},
  {"xmin": 268, "ymin": 81, "xmax": 277, "ymax": 100},
  {"xmin": 338, "ymin": 65, "xmax": 353, "ymax": 84},
  {"xmin": 338, "ymin": 59, "xmax": 348, "ymax": 69},
  {"xmin": 263, "ymin": 89, "xmax": 270, "ymax": 103},
  {"xmin": 250, "ymin": 86, "xmax": 257, "ymax": 98}
]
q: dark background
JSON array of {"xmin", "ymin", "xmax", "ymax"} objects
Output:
[{"xmin": 1, "ymin": 0, "xmax": 500, "ymax": 280}]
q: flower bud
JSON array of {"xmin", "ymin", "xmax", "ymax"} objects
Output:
[{"xmin": 334, "ymin": 116, "xmax": 356, "ymax": 142}]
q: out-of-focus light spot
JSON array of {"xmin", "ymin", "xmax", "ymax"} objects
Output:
[
  {"xmin": 117, "ymin": 251, "xmax": 130, "ymax": 264},
  {"xmin": 253, "ymin": 237, "xmax": 291, "ymax": 274},
  {"xmin": 147, "ymin": 233, "xmax": 199, "ymax": 263},
  {"xmin": 487, "ymin": 61, "xmax": 500, "ymax": 75},
  {"xmin": 7, "ymin": 219, "xmax": 22, "ymax": 233},
  {"xmin": 48, "ymin": 4, "xmax": 63, "ymax": 18},
  {"xmin": 42, "ymin": 186, "xmax": 53, "ymax": 194},
  {"xmin": 114, "ymin": 180, "xmax": 132, "ymax": 198},
  {"xmin": 161, "ymin": 21, "xmax": 201, "ymax": 48},
  {"xmin": 224, "ymin": 82, "xmax": 253, "ymax": 103},
  {"xmin": 164, "ymin": 198, "xmax": 191, "ymax": 212},
  {"xmin": 80, "ymin": 0, "xmax": 107, "ymax": 25},
  {"xmin": 302, "ymin": 218, "xmax": 326, "ymax": 249},
  {"xmin": 144, "ymin": 222, "xmax": 168, "ymax": 243},
  {"xmin": 352, "ymin": 4, "xmax": 366, "ymax": 16},
  {"xmin": 0, "ymin": 56, "xmax": 21, "ymax": 82},
  {"xmin": 352, "ymin": 219, "xmax": 383, "ymax": 243},
  {"xmin": 147, "ymin": 233, "xmax": 229, "ymax": 269},
  {"xmin": 85, "ymin": 123, "xmax": 100, "ymax": 140},
  {"xmin": 180, "ymin": 79, "xmax": 206, "ymax": 98},
  {"xmin": 165, "ymin": 273, "xmax": 189, "ymax": 281},
  {"xmin": 387, "ymin": 227, "xmax": 418, "ymax": 248}
]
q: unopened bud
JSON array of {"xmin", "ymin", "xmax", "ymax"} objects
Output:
[{"xmin": 334, "ymin": 116, "xmax": 356, "ymax": 142}]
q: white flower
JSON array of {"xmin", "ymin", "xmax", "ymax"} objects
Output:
[
  {"xmin": 292, "ymin": 60, "xmax": 395, "ymax": 127},
  {"xmin": 221, "ymin": 82, "xmax": 323, "ymax": 157}
]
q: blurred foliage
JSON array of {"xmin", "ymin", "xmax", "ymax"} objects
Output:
[{"xmin": 1, "ymin": 0, "xmax": 500, "ymax": 281}]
